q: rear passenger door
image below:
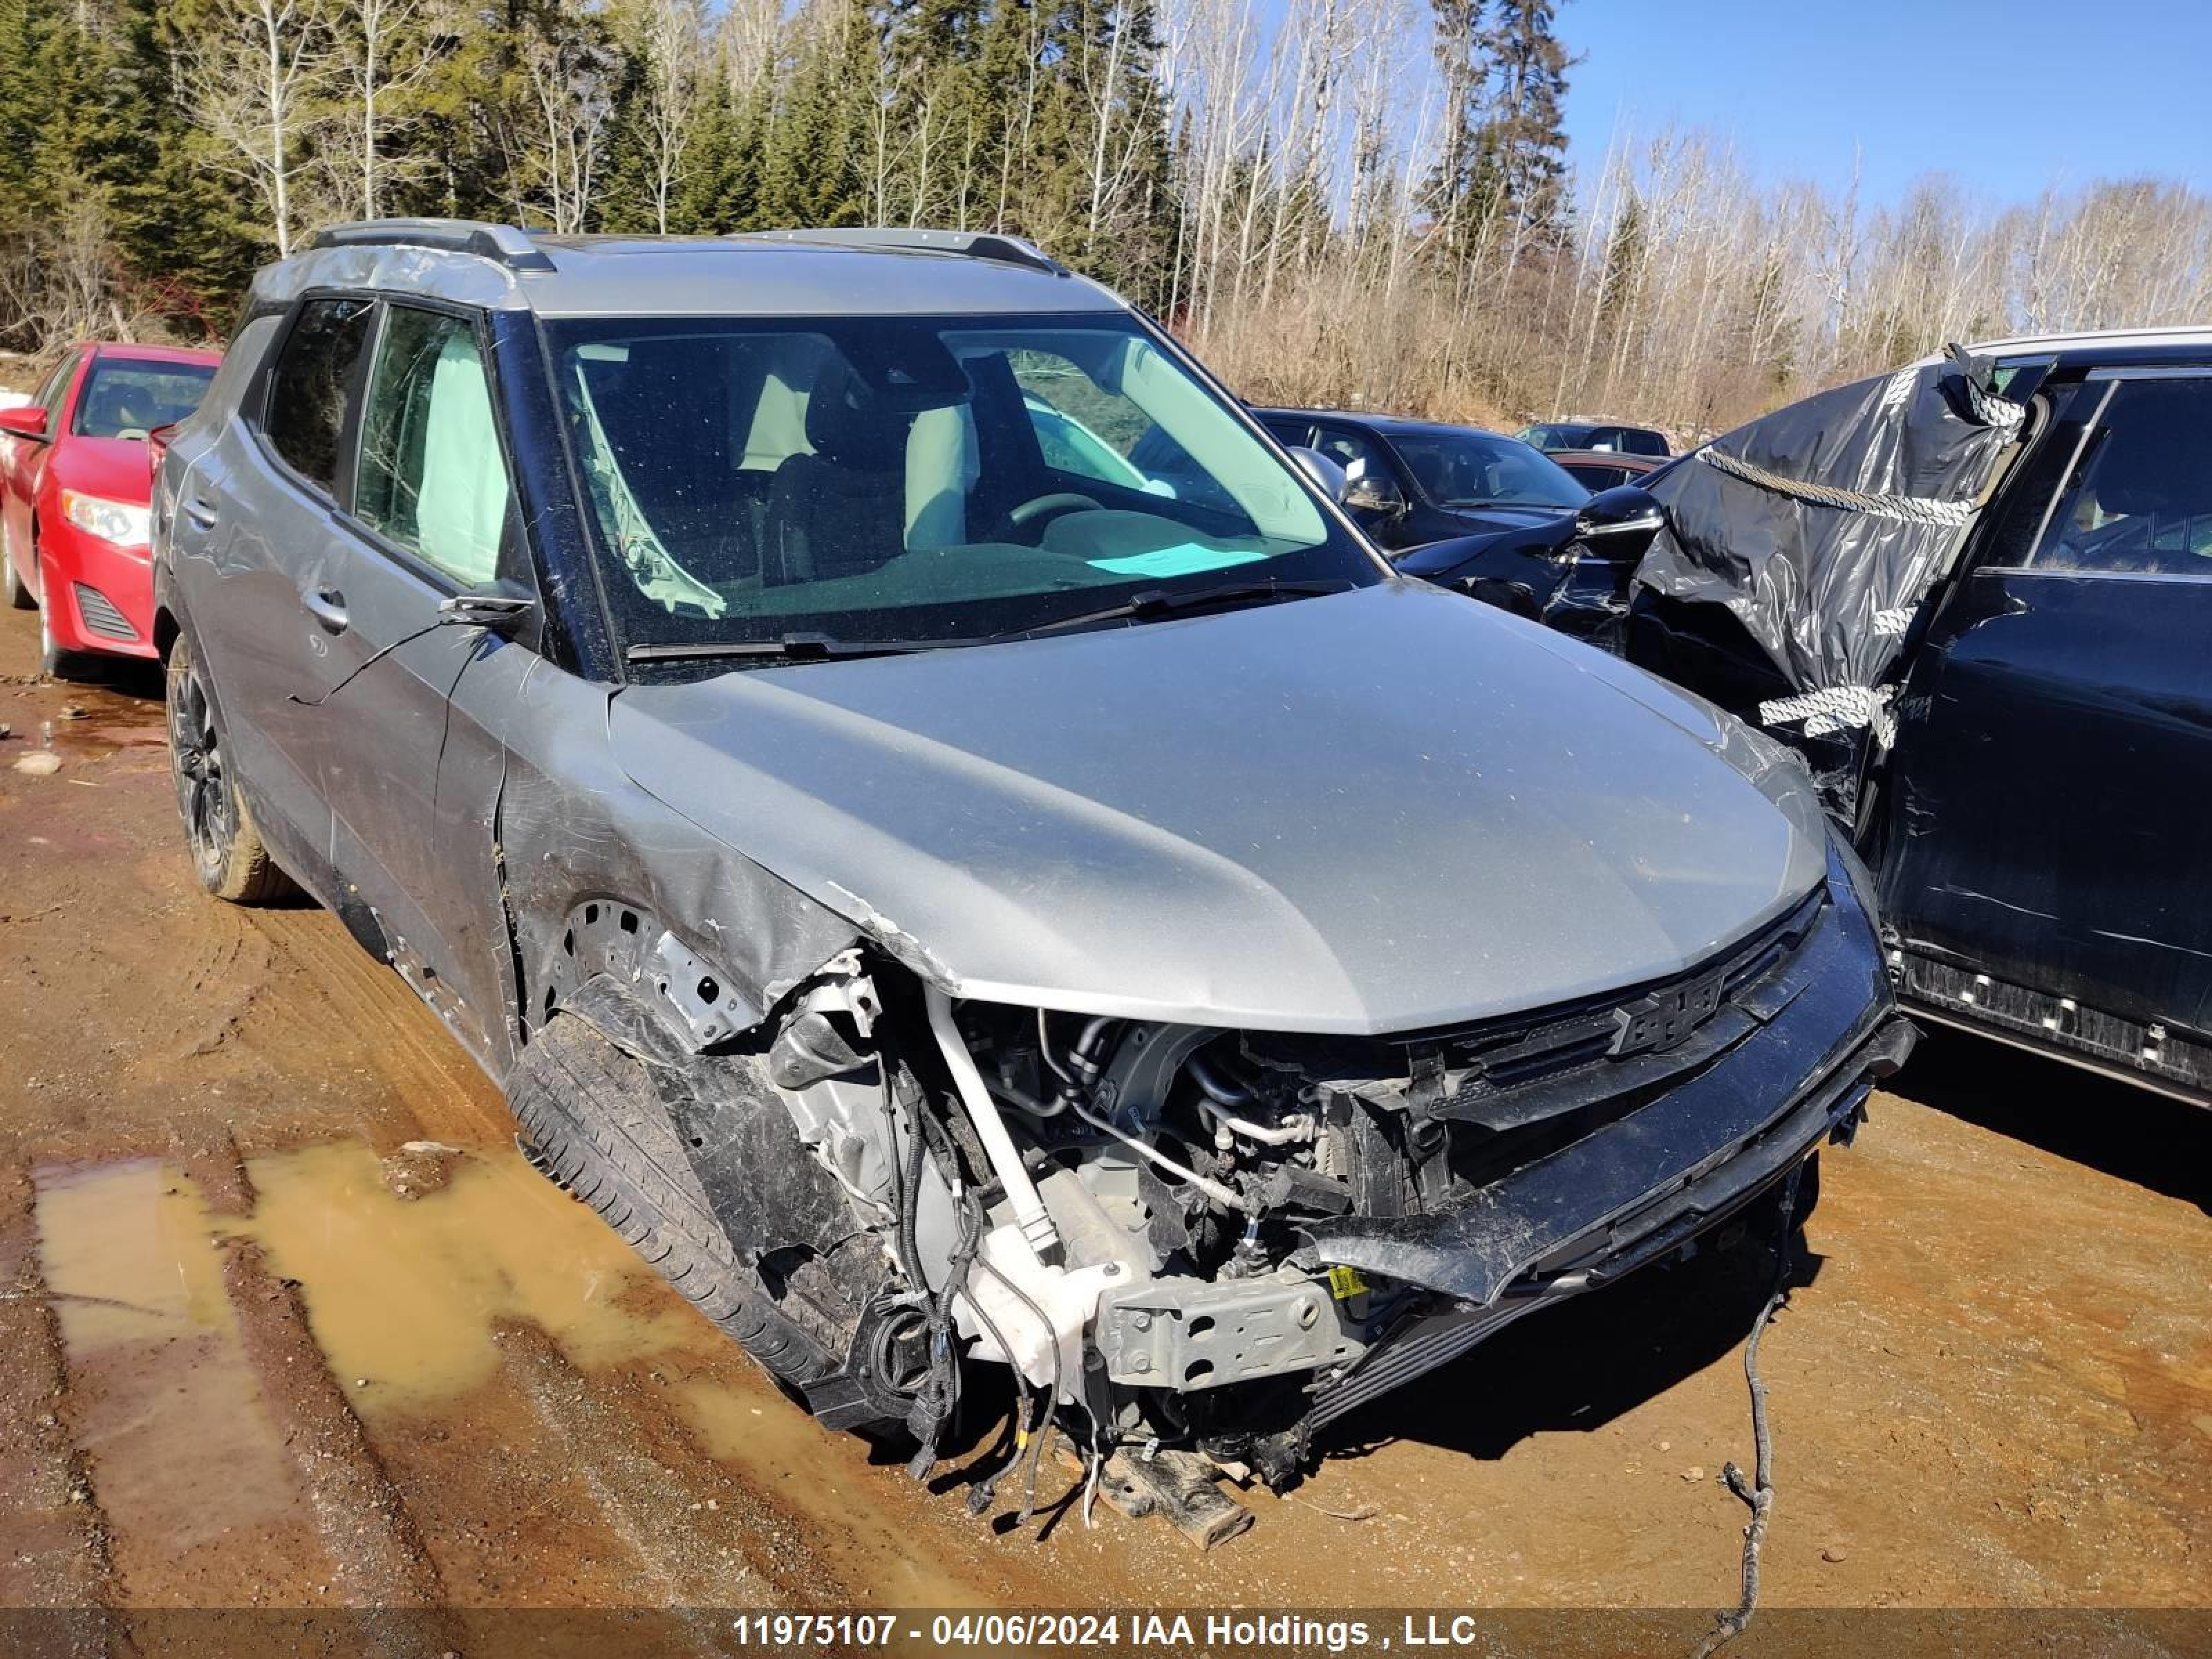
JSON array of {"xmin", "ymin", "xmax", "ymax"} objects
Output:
[
  {"xmin": 185, "ymin": 297, "xmax": 378, "ymax": 877},
  {"xmin": 1880, "ymin": 371, "xmax": 2212, "ymax": 1089},
  {"xmin": 313, "ymin": 300, "xmax": 536, "ymax": 1071}
]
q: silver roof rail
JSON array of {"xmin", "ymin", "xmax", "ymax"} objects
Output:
[
  {"xmin": 735, "ymin": 227, "xmax": 1071, "ymax": 278},
  {"xmin": 310, "ymin": 218, "xmax": 556, "ymax": 273}
]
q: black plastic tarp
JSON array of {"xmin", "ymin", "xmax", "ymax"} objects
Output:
[{"xmin": 1627, "ymin": 347, "xmax": 2030, "ymax": 815}]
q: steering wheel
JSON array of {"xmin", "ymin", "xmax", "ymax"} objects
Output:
[{"xmin": 1007, "ymin": 491, "xmax": 1104, "ymax": 529}]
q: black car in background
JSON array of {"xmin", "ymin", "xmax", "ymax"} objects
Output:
[
  {"xmin": 1254, "ymin": 409, "xmax": 1588, "ymax": 552},
  {"xmin": 1617, "ymin": 328, "xmax": 2212, "ymax": 1108},
  {"xmin": 1519, "ymin": 420, "xmax": 1671, "ymax": 458},
  {"xmin": 1253, "ymin": 409, "xmax": 1667, "ymax": 636}
]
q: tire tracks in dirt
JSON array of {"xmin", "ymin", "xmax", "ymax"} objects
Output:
[{"xmin": 0, "ymin": 1163, "xmax": 113, "ymax": 1616}]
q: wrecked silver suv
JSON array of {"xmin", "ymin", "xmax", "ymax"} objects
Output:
[{"xmin": 152, "ymin": 221, "xmax": 1911, "ymax": 1537}]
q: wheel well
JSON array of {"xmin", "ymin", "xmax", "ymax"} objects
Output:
[{"xmin": 153, "ymin": 606, "xmax": 179, "ymax": 662}]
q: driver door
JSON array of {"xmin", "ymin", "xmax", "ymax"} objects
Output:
[{"xmin": 312, "ymin": 301, "xmax": 538, "ymax": 1072}]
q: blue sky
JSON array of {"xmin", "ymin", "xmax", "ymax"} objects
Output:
[{"xmin": 1557, "ymin": 0, "xmax": 2212, "ymax": 204}]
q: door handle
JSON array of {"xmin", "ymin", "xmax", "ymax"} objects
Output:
[
  {"xmin": 303, "ymin": 587, "xmax": 350, "ymax": 634},
  {"xmin": 182, "ymin": 496, "xmax": 218, "ymax": 529}
]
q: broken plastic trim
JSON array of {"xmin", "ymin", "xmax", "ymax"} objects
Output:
[{"xmin": 1309, "ymin": 870, "xmax": 1895, "ymax": 1306}]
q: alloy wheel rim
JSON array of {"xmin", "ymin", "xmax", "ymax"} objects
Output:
[{"xmin": 169, "ymin": 670, "xmax": 233, "ymax": 873}]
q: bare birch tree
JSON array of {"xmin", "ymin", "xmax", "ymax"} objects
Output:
[
  {"xmin": 510, "ymin": 12, "xmax": 617, "ymax": 235},
  {"xmin": 174, "ymin": 0, "xmax": 332, "ymax": 255},
  {"xmin": 324, "ymin": 0, "xmax": 447, "ymax": 219}
]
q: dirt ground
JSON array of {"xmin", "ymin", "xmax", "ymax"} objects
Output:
[{"xmin": 0, "ymin": 603, "xmax": 2206, "ymax": 1649}]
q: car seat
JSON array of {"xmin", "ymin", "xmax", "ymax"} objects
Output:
[{"xmin": 765, "ymin": 361, "xmax": 910, "ymax": 584}]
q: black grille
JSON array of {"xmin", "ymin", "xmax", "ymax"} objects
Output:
[
  {"xmin": 1416, "ymin": 886, "xmax": 1826, "ymax": 1128},
  {"xmin": 71, "ymin": 581, "xmax": 137, "ymax": 641},
  {"xmin": 1243, "ymin": 886, "xmax": 1830, "ymax": 1148}
]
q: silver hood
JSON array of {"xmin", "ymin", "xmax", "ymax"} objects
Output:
[{"xmin": 608, "ymin": 581, "xmax": 1828, "ymax": 1034}]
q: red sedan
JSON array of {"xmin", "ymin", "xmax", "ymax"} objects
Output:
[{"xmin": 1, "ymin": 342, "xmax": 221, "ymax": 677}]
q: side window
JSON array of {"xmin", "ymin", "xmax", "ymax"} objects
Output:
[
  {"xmin": 1006, "ymin": 348, "xmax": 1156, "ymax": 493},
  {"xmin": 1263, "ymin": 419, "xmax": 1315, "ymax": 449},
  {"xmin": 355, "ymin": 307, "xmax": 511, "ymax": 585},
  {"xmin": 263, "ymin": 297, "xmax": 375, "ymax": 496},
  {"xmin": 37, "ymin": 350, "xmax": 82, "ymax": 431},
  {"xmin": 2029, "ymin": 377, "xmax": 2212, "ymax": 579},
  {"xmin": 1311, "ymin": 425, "xmax": 1394, "ymax": 488},
  {"xmin": 1623, "ymin": 430, "xmax": 1667, "ymax": 458}
]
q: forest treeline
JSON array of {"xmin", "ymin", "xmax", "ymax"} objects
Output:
[{"xmin": 3, "ymin": 0, "xmax": 2209, "ymax": 434}]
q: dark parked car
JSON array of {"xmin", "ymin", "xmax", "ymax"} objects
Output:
[
  {"xmin": 1253, "ymin": 407, "xmax": 1589, "ymax": 552},
  {"xmin": 1608, "ymin": 329, "xmax": 2212, "ymax": 1108},
  {"xmin": 151, "ymin": 219, "xmax": 1908, "ymax": 1533},
  {"xmin": 1550, "ymin": 448, "xmax": 1665, "ymax": 494},
  {"xmin": 1252, "ymin": 408, "xmax": 1666, "ymax": 639},
  {"xmin": 1519, "ymin": 419, "xmax": 1671, "ymax": 458}
]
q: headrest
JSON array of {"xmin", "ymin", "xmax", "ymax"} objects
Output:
[
  {"xmin": 805, "ymin": 359, "xmax": 908, "ymax": 470},
  {"xmin": 87, "ymin": 385, "xmax": 138, "ymax": 428}
]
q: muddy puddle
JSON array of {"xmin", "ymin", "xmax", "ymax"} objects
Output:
[
  {"xmin": 35, "ymin": 1139, "xmax": 997, "ymax": 1609},
  {"xmin": 32, "ymin": 1160, "xmax": 328, "ymax": 1600},
  {"xmin": 3, "ymin": 673, "xmax": 166, "ymax": 765},
  {"xmin": 234, "ymin": 1141, "xmax": 706, "ymax": 1412}
]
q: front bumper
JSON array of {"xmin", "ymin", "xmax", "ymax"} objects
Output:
[
  {"xmin": 45, "ymin": 526, "xmax": 156, "ymax": 659},
  {"xmin": 1303, "ymin": 858, "xmax": 1907, "ymax": 1430}
]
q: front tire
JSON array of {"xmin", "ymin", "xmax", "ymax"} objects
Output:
[
  {"xmin": 3, "ymin": 529, "xmax": 32, "ymax": 610},
  {"xmin": 507, "ymin": 1015, "xmax": 899, "ymax": 1426},
  {"xmin": 165, "ymin": 633, "xmax": 292, "ymax": 903},
  {"xmin": 32, "ymin": 547, "xmax": 91, "ymax": 681}
]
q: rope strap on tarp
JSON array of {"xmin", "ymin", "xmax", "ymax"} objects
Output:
[
  {"xmin": 1758, "ymin": 684, "xmax": 1898, "ymax": 747},
  {"xmin": 1961, "ymin": 377, "xmax": 2028, "ymax": 432},
  {"xmin": 1697, "ymin": 445, "xmax": 1979, "ymax": 527}
]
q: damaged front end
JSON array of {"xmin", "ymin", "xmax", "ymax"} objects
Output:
[{"xmin": 588, "ymin": 836, "xmax": 1908, "ymax": 1522}]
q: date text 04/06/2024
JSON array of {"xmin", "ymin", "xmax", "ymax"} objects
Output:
[{"xmin": 723, "ymin": 1613, "xmax": 1516, "ymax": 1651}]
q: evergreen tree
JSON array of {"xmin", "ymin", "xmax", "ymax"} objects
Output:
[
  {"xmin": 758, "ymin": 0, "xmax": 880, "ymax": 228},
  {"xmin": 1423, "ymin": 0, "xmax": 1488, "ymax": 254},
  {"xmin": 1474, "ymin": 0, "xmax": 1571, "ymax": 247}
]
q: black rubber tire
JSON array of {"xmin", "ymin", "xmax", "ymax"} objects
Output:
[
  {"xmin": 3, "ymin": 527, "xmax": 32, "ymax": 610},
  {"xmin": 32, "ymin": 547, "xmax": 88, "ymax": 681},
  {"xmin": 165, "ymin": 632, "xmax": 294, "ymax": 903},
  {"xmin": 507, "ymin": 1015, "xmax": 851, "ymax": 1400}
]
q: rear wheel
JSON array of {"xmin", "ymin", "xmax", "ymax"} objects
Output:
[{"xmin": 165, "ymin": 633, "xmax": 292, "ymax": 903}]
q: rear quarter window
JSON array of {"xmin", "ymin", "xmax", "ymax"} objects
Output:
[{"xmin": 261, "ymin": 297, "xmax": 376, "ymax": 496}]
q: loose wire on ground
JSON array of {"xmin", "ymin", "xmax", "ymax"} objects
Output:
[{"xmin": 1690, "ymin": 1160, "xmax": 1803, "ymax": 1659}]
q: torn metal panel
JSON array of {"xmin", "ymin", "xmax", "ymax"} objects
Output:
[
  {"xmin": 1309, "ymin": 908, "xmax": 1902, "ymax": 1304},
  {"xmin": 489, "ymin": 661, "xmax": 860, "ymax": 1063}
]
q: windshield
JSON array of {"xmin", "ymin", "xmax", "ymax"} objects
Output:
[
  {"xmin": 547, "ymin": 312, "xmax": 1377, "ymax": 657},
  {"xmin": 73, "ymin": 359, "xmax": 216, "ymax": 440},
  {"xmin": 1394, "ymin": 430, "xmax": 1588, "ymax": 512},
  {"xmin": 1519, "ymin": 423, "xmax": 1593, "ymax": 449}
]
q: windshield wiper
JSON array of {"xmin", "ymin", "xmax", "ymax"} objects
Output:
[
  {"xmin": 991, "ymin": 579, "xmax": 1352, "ymax": 642},
  {"xmin": 625, "ymin": 632, "xmax": 955, "ymax": 665},
  {"xmin": 1443, "ymin": 497, "xmax": 1578, "ymax": 511}
]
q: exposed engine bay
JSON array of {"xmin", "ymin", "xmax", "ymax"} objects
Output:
[{"xmin": 555, "ymin": 850, "xmax": 1911, "ymax": 1530}]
